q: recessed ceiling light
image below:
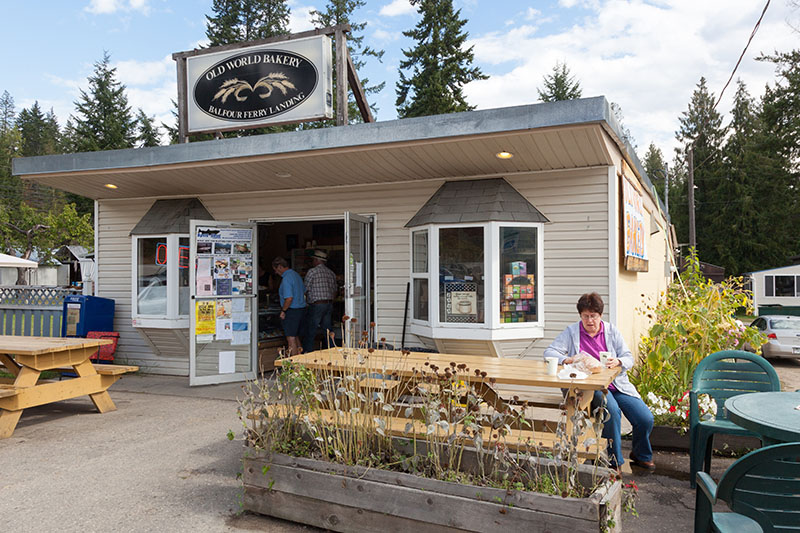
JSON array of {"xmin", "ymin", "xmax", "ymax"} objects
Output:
[
  {"xmin": 104, "ymin": 183, "xmax": 118, "ymax": 189},
  {"xmin": 495, "ymin": 151, "xmax": 514, "ymax": 160},
  {"xmin": 275, "ymin": 171, "xmax": 292, "ymax": 178}
]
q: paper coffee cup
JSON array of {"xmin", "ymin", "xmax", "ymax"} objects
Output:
[{"xmin": 545, "ymin": 356, "xmax": 558, "ymax": 376}]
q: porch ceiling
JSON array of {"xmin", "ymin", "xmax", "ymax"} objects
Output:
[{"xmin": 13, "ymin": 98, "xmax": 623, "ymax": 200}]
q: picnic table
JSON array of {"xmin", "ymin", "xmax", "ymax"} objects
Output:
[
  {"xmin": 277, "ymin": 348, "xmax": 620, "ymax": 458},
  {"xmin": 0, "ymin": 335, "xmax": 138, "ymax": 438},
  {"xmin": 725, "ymin": 391, "xmax": 800, "ymax": 446}
]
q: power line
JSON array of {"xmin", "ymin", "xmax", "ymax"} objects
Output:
[{"xmin": 712, "ymin": 0, "xmax": 771, "ymax": 112}]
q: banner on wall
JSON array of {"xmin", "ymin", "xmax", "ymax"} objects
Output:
[{"xmin": 622, "ymin": 175, "xmax": 649, "ymax": 272}]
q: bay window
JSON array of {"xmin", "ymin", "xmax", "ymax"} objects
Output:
[
  {"xmin": 409, "ymin": 221, "xmax": 543, "ymax": 338},
  {"xmin": 132, "ymin": 234, "xmax": 191, "ymax": 326}
]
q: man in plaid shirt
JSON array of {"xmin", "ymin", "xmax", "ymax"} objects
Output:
[{"xmin": 302, "ymin": 250, "xmax": 338, "ymax": 353}]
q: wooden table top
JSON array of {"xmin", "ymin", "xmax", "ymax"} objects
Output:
[
  {"xmin": 0, "ymin": 335, "xmax": 113, "ymax": 356},
  {"xmin": 278, "ymin": 348, "xmax": 620, "ymax": 390}
]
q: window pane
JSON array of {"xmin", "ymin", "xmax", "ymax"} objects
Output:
[
  {"xmin": 412, "ymin": 230, "xmax": 428, "ymax": 273},
  {"xmin": 765, "ymin": 276, "xmax": 774, "ymax": 297},
  {"xmin": 500, "ymin": 227, "xmax": 538, "ymax": 323},
  {"xmin": 439, "ymin": 227, "xmax": 484, "ymax": 323},
  {"xmin": 775, "ymin": 275, "xmax": 795, "ymax": 297},
  {"xmin": 413, "ymin": 278, "xmax": 429, "ymax": 321},
  {"xmin": 137, "ymin": 237, "xmax": 167, "ymax": 316},
  {"xmin": 179, "ymin": 237, "xmax": 190, "ymax": 316}
]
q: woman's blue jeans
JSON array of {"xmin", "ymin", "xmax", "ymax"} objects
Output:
[{"xmin": 591, "ymin": 389, "xmax": 654, "ymax": 467}]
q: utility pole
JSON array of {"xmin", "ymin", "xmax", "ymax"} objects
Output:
[{"xmin": 688, "ymin": 147, "xmax": 696, "ymax": 250}]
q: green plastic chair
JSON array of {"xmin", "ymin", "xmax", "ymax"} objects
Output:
[
  {"xmin": 695, "ymin": 442, "xmax": 800, "ymax": 532},
  {"xmin": 689, "ymin": 350, "xmax": 781, "ymax": 488}
]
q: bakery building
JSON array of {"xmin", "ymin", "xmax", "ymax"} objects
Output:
[{"xmin": 12, "ymin": 32, "xmax": 673, "ymax": 385}]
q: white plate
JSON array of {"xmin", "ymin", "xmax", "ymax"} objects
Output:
[{"xmin": 558, "ymin": 365, "xmax": 588, "ymax": 380}]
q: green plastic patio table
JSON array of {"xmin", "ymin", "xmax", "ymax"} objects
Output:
[{"xmin": 725, "ymin": 391, "xmax": 800, "ymax": 446}]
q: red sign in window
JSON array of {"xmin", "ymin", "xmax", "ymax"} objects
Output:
[
  {"xmin": 156, "ymin": 243, "xmax": 168, "ymax": 265},
  {"xmin": 179, "ymin": 245, "xmax": 189, "ymax": 269}
]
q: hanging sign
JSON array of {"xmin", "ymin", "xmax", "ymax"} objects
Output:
[
  {"xmin": 182, "ymin": 35, "xmax": 333, "ymax": 134},
  {"xmin": 622, "ymin": 175, "xmax": 649, "ymax": 272}
]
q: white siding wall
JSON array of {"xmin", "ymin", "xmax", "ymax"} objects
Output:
[
  {"xmin": 97, "ymin": 167, "xmax": 612, "ymax": 374},
  {"xmin": 752, "ymin": 265, "xmax": 800, "ymax": 310}
]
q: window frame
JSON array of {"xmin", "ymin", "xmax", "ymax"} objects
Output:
[
  {"xmin": 131, "ymin": 233, "xmax": 191, "ymax": 328},
  {"xmin": 410, "ymin": 229, "xmax": 430, "ymax": 322},
  {"xmin": 408, "ymin": 221, "xmax": 545, "ymax": 340}
]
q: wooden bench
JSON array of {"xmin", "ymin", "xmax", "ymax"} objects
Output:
[
  {"xmin": 258, "ymin": 405, "xmax": 607, "ymax": 460},
  {"xmin": 54, "ymin": 363, "xmax": 139, "ymax": 376}
]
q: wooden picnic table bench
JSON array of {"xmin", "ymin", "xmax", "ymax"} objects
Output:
[{"xmin": 0, "ymin": 335, "xmax": 138, "ymax": 438}]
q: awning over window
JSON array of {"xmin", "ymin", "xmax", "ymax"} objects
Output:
[
  {"xmin": 130, "ymin": 198, "xmax": 214, "ymax": 235},
  {"xmin": 405, "ymin": 178, "xmax": 550, "ymax": 228}
]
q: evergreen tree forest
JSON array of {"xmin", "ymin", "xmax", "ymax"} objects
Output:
[{"xmin": 652, "ymin": 54, "xmax": 800, "ymax": 275}]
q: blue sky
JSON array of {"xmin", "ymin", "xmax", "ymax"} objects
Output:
[{"xmin": 1, "ymin": 1, "xmax": 797, "ymax": 158}]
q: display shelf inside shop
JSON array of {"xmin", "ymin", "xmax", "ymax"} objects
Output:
[{"xmin": 501, "ymin": 272, "xmax": 536, "ymax": 323}]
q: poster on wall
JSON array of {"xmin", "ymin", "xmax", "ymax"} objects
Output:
[
  {"xmin": 444, "ymin": 282, "xmax": 478, "ymax": 323},
  {"xmin": 195, "ymin": 226, "xmax": 254, "ymax": 297},
  {"xmin": 622, "ymin": 175, "xmax": 649, "ymax": 272},
  {"xmin": 195, "ymin": 300, "xmax": 216, "ymax": 335}
]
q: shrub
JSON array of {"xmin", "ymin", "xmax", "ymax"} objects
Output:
[{"xmin": 629, "ymin": 251, "xmax": 766, "ymax": 426}]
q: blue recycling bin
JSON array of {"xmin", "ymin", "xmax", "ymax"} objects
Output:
[{"xmin": 61, "ymin": 295, "xmax": 115, "ymax": 337}]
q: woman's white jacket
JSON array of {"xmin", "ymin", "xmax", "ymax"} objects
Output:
[{"xmin": 542, "ymin": 320, "xmax": 641, "ymax": 398}]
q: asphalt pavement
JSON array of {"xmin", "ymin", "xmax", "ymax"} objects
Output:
[{"xmin": 1, "ymin": 357, "xmax": 797, "ymax": 532}]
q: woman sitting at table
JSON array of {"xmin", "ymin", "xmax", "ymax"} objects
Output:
[{"xmin": 543, "ymin": 292, "xmax": 654, "ymax": 471}]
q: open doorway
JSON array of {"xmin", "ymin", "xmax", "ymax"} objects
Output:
[{"xmin": 256, "ymin": 219, "xmax": 354, "ymax": 370}]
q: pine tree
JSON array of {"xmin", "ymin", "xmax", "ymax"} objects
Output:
[
  {"xmin": 310, "ymin": 0, "xmax": 385, "ymax": 124},
  {"xmin": 0, "ymin": 91, "xmax": 23, "ymax": 211},
  {"xmin": 16, "ymin": 102, "xmax": 63, "ymax": 212},
  {"xmin": 673, "ymin": 77, "xmax": 726, "ymax": 262},
  {"xmin": 206, "ymin": 0, "xmax": 290, "ymax": 46},
  {"xmin": 17, "ymin": 102, "xmax": 60, "ymax": 157},
  {"xmin": 642, "ymin": 143, "xmax": 667, "ymax": 200},
  {"xmin": 71, "ymin": 52, "xmax": 136, "ymax": 152},
  {"xmin": 135, "ymin": 109, "xmax": 162, "ymax": 147},
  {"xmin": 537, "ymin": 62, "xmax": 582, "ymax": 102},
  {"xmin": 395, "ymin": 0, "xmax": 485, "ymax": 118}
]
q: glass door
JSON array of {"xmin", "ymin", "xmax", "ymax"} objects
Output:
[
  {"xmin": 344, "ymin": 212, "xmax": 372, "ymax": 344},
  {"xmin": 189, "ymin": 220, "xmax": 257, "ymax": 386}
]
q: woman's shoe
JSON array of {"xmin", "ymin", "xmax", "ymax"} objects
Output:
[{"xmin": 629, "ymin": 454, "xmax": 656, "ymax": 471}]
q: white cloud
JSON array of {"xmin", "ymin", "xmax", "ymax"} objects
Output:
[
  {"xmin": 373, "ymin": 29, "xmax": 402, "ymax": 42},
  {"xmin": 379, "ymin": 0, "xmax": 416, "ymax": 17},
  {"xmin": 114, "ymin": 56, "xmax": 173, "ymax": 86},
  {"xmin": 288, "ymin": 4, "xmax": 316, "ymax": 32},
  {"xmin": 465, "ymin": 0, "xmax": 797, "ymax": 156},
  {"xmin": 525, "ymin": 8, "xmax": 541, "ymax": 20},
  {"xmin": 84, "ymin": 0, "xmax": 150, "ymax": 15}
]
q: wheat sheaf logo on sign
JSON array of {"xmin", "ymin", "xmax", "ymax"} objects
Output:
[
  {"xmin": 212, "ymin": 73, "xmax": 297, "ymax": 104},
  {"xmin": 193, "ymin": 48, "xmax": 318, "ymax": 122}
]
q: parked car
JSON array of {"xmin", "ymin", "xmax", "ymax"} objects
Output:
[{"xmin": 750, "ymin": 315, "xmax": 800, "ymax": 358}]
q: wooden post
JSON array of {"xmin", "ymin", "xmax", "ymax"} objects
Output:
[
  {"xmin": 176, "ymin": 57, "xmax": 188, "ymax": 143},
  {"xmin": 335, "ymin": 29, "xmax": 348, "ymax": 126}
]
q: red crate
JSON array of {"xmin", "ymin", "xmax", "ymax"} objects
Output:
[{"xmin": 87, "ymin": 331, "xmax": 119, "ymax": 362}]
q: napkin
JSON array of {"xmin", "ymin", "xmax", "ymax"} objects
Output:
[{"xmin": 558, "ymin": 364, "xmax": 588, "ymax": 380}]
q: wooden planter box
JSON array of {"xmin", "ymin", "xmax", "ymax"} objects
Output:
[
  {"xmin": 648, "ymin": 425, "xmax": 760, "ymax": 453},
  {"xmin": 243, "ymin": 446, "xmax": 622, "ymax": 533}
]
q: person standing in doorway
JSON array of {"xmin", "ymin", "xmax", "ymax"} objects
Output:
[
  {"xmin": 272, "ymin": 256, "xmax": 306, "ymax": 355},
  {"xmin": 303, "ymin": 249, "xmax": 338, "ymax": 353}
]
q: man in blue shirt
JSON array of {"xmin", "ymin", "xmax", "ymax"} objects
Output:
[{"xmin": 272, "ymin": 256, "xmax": 307, "ymax": 355}]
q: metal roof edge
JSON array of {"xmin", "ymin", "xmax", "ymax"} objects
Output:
[{"xmin": 12, "ymin": 97, "xmax": 610, "ymax": 177}]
